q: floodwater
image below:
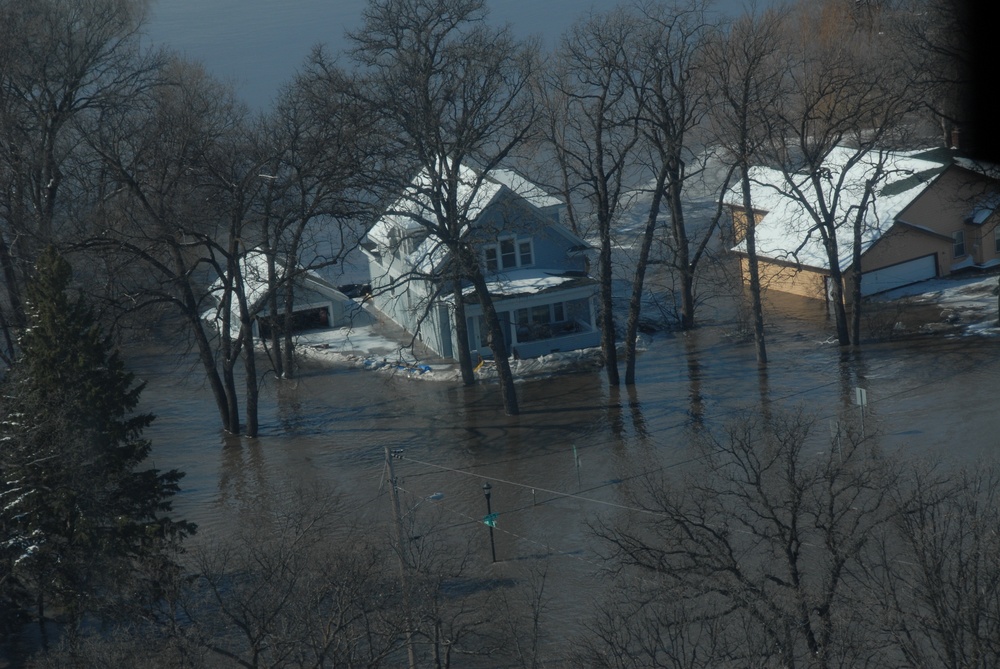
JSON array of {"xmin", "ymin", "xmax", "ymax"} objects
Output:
[{"xmin": 131, "ymin": 292, "xmax": 1000, "ymax": 658}]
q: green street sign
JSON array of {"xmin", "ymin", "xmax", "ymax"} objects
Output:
[{"xmin": 483, "ymin": 513, "xmax": 498, "ymax": 527}]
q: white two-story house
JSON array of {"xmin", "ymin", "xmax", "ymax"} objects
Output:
[{"xmin": 362, "ymin": 165, "xmax": 600, "ymax": 361}]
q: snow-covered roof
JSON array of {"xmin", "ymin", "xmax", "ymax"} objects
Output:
[
  {"xmin": 954, "ymin": 156, "xmax": 1000, "ymax": 179},
  {"xmin": 367, "ymin": 163, "xmax": 502, "ymax": 249},
  {"xmin": 966, "ymin": 193, "xmax": 1000, "ymax": 225},
  {"xmin": 728, "ymin": 147, "xmax": 947, "ymax": 271},
  {"xmin": 489, "ymin": 169, "xmax": 563, "ymax": 210},
  {"xmin": 366, "ymin": 162, "xmax": 563, "ymax": 274},
  {"xmin": 206, "ymin": 250, "xmax": 350, "ymax": 334},
  {"xmin": 454, "ymin": 268, "xmax": 593, "ymax": 300}
]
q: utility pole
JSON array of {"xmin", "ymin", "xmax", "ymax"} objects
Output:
[{"xmin": 386, "ymin": 447, "xmax": 418, "ymax": 669}]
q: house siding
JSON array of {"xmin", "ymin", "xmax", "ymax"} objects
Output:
[
  {"xmin": 896, "ymin": 164, "xmax": 1000, "ymax": 270},
  {"xmin": 729, "ymin": 207, "xmax": 767, "ymax": 246},
  {"xmin": 744, "ymin": 257, "xmax": 827, "ymax": 300},
  {"xmin": 857, "ymin": 225, "xmax": 948, "ymax": 277}
]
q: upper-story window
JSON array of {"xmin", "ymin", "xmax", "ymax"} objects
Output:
[
  {"xmin": 485, "ymin": 237, "xmax": 533, "ymax": 272},
  {"xmin": 953, "ymin": 230, "xmax": 966, "ymax": 258},
  {"xmin": 386, "ymin": 227, "xmax": 427, "ymax": 260}
]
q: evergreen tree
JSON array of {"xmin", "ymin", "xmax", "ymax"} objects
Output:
[{"xmin": 0, "ymin": 247, "xmax": 194, "ymax": 641}]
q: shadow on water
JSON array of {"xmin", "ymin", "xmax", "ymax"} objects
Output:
[{"xmin": 685, "ymin": 331, "xmax": 705, "ymax": 430}]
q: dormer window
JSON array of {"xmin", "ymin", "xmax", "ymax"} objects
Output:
[{"xmin": 485, "ymin": 236, "xmax": 533, "ymax": 272}]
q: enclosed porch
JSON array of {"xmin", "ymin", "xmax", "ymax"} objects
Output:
[{"xmin": 464, "ymin": 283, "xmax": 599, "ymax": 360}]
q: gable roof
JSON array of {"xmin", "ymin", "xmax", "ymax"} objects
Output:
[
  {"xmin": 207, "ymin": 250, "xmax": 354, "ymax": 336},
  {"xmin": 366, "ymin": 162, "xmax": 568, "ymax": 274},
  {"xmin": 728, "ymin": 148, "xmax": 948, "ymax": 271}
]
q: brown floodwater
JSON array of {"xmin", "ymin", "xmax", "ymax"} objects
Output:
[{"xmin": 129, "ymin": 292, "xmax": 1000, "ymax": 659}]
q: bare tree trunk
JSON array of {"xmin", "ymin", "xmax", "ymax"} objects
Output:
[
  {"xmin": 242, "ymin": 324, "xmax": 259, "ymax": 438},
  {"xmin": 740, "ymin": 167, "xmax": 767, "ymax": 365},
  {"xmin": 453, "ymin": 279, "xmax": 475, "ymax": 386},
  {"xmin": 469, "ymin": 269, "xmax": 519, "ymax": 416},
  {"xmin": 598, "ymin": 220, "xmax": 619, "ymax": 386},
  {"xmin": 264, "ymin": 237, "xmax": 284, "ymax": 380},
  {"xmin": 667, "ymin": 179, "xmax": 696, "ymax": 331},
  {"xmin": 282, "ymin": 276, "xmax": 296, "ymax": 378},
  {"xmin": 850, "ymin": 184, "xmax": 877, "ymax": 347},
  {"xmin": 828, "ymin": 264, "xmax": 851, "ymax": 346},
  {"xmin": 850, "ymin": 264, "xmax": 864, "ymax": 346},
  {"xmin": 222, "ymin": 356, "xmax": 240, "ymax": 434},
  {"xmin": 624, "ymin": 167, "xmax": 667, "ymax": 386}
]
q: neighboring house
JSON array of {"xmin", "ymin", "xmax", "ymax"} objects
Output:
[
  {"xmin": 210, "ymin": 250, "xmax": 369, "ymax": 339},
  {"xmin": 726, "ymin": 148, "xmax": 951, "ymax": 300},
  {"xmin": 892, "ymin": 161, "xmax": 1000, "ymax": 275},
  {"xmin": 362, "ymin": 165, "xmax": 599, "ymax": 361}
]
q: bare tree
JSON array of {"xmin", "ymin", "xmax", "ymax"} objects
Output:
[
  {"xmin": 177, "ymin": 490, "xmax": 406, "ymax": 668},
  {"xmin": 0, "ymin": 0, "xmax": 163, "ymax": 361},
  {"xmin": 256, "ymin": 49, "xmax": 380, "ymax": 381},
  {"xmin": 590, "ymin": 408, "xmax": 900, "ymax": 667},
  {"xmin": 349, "ymin": 0, "xmax": 540, "ymax": 415},
  {"xmin": 86, "ymin": 58, "xmax": 267, "ymax": 435},
  {"xmin": 889, "ymin": 0, "xmax": 971, "ymax": 149},
  {"xmin": 759, "ymin": 2, "xmax": 921, "ymax": 346},
  {"xmin": 618, "ymin": 0, "xmax": 723, "ymax": 386},
  {"xmin": 872, "ymin": 463, "xmax": 1000, "ymax": 669},
  {"xmin": 545, "ymin": 7, "xmax": 643, "ymax": 386},
  {"xmin": 706, "ymin": 6, "xmax": 790, "ymax": 366},
  {"xmin": 571, "ymin": 579, "xmax": 735, "ymax": 668}
]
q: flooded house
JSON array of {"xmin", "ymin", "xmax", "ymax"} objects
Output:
[
  {"xmin": 362, "ymin": 165, "xmax": 600, "ymax": 361},
  {"xmin": 209, "ymin": 250, "xmax": 370, "ymax": 339},
  {"xmin": 726, "ymin": 148, "xmax": 954, "ymax": 300}
]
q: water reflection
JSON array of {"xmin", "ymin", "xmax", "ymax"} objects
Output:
[
  {"xmin": 837, "ymin": 348, "xmax": 870, "ymax": 414},
  {"xmin": 757, "ymin": 365, "xmax": 772, "ymax": 422},
  {"xmin": 218, "ymin": 435, "xmax": 259, "ymax": 493},
  {"xmin": 626, "ymin": 384, "xmax": 648, "ymax": 439},
  {"xmin": 607, "ymin": 385, "xmax": 626, "ymax": 440},
  {"xmin": 685, "ymin": 333, "xmax": 704, "ymax": 430}
]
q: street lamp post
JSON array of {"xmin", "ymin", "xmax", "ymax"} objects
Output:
[{"xmin": 483, "ymin": 482, "xmax": 496, "ymax": 563}]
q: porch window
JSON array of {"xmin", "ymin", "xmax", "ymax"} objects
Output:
[
  {"xmin": 514, "ymin": 302, "xmax": 572, "ymax": 343},
  {"xmin": 483, "ymin": 236, "xmax": 534, "ymax": 271},
  {"xmin": 953, "ymin": 230, "xmax": 966, "ymax": 258}
]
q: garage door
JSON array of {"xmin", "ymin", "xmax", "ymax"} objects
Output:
[{"xmin": 860, "ymin": 253, "xmax": 937, "ymax": 296}]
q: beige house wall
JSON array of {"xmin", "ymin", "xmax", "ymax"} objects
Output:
[
  {"xmin": 742, "ymin": 257, "xmax": 827, "ymax": 300},
  {"xmin": 857, "ymin": 225, "xmax": 945, "ymax": 276},
  {"xmin": 897, "ymin": 165, "xmax": 1000, "ymax": 269},
  {"xmin": 964, "ymin": 218, "xmax": 1000, "ymax": 266},
  {"xmin": 730, "ymin": 207, "xmax": 767, "ymax": 245}
]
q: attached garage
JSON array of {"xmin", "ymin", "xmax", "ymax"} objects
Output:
[{"xmin": 860, "ymin": 253, "xmax": 937, "ymax": 296}]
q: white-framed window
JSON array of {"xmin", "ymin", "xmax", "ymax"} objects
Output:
[
  {"xmin": 513, "ymin": 302, "xmax": 572, "ymax": 343},
  {"xmin": 484, "ymin": 236, "xmax": 533, "ymax": 272},
  {"xmin": 515, "ymin": 303, "xmax": 569, "ymax": 329},
  {"xmin": 953, "ymin": 230, "xmax": 966, "ymax": 258}
]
